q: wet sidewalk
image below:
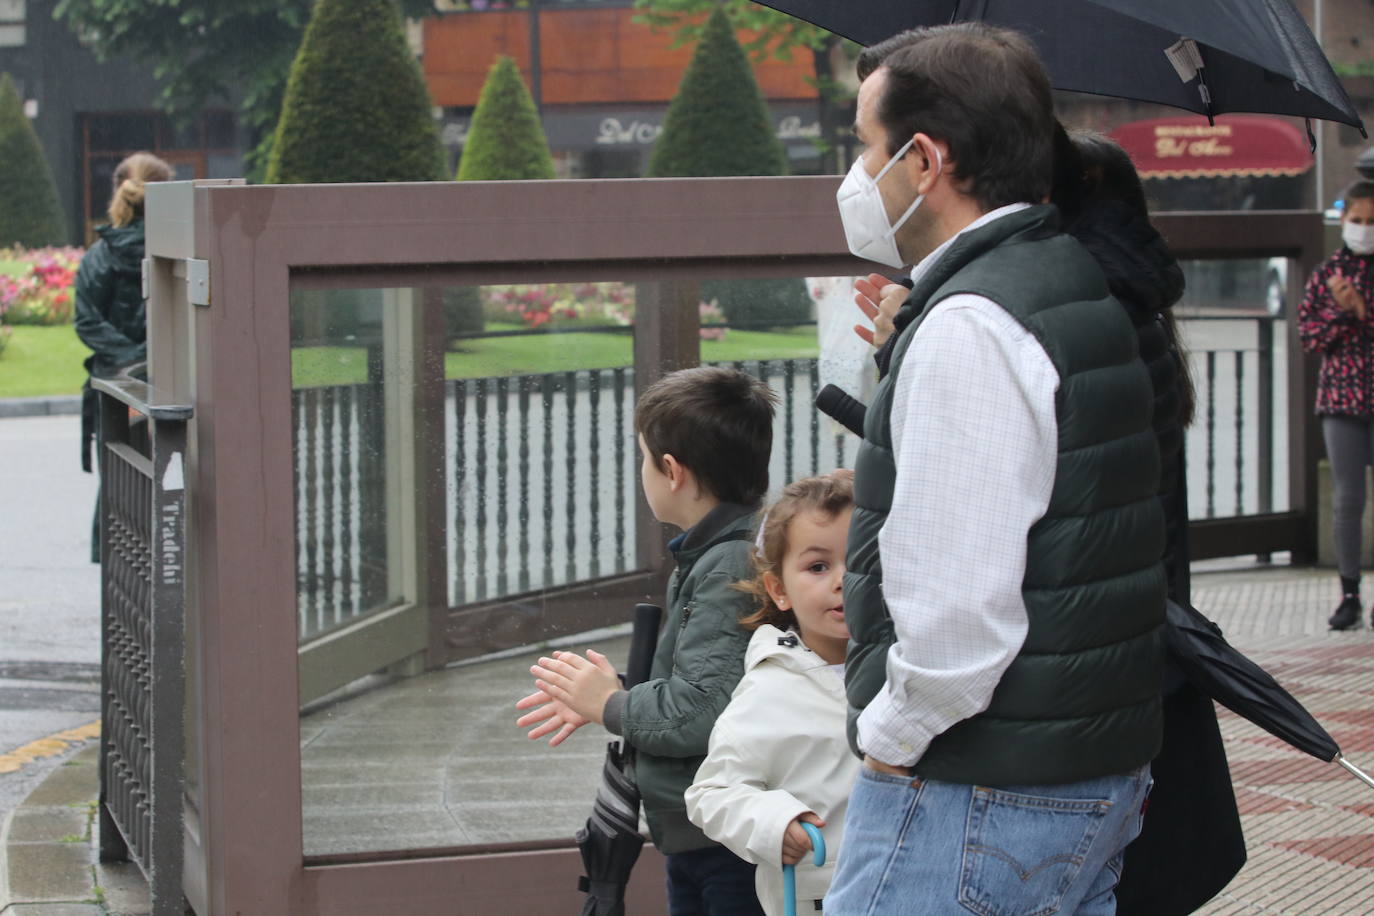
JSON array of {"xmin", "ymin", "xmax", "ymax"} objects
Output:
[{"xmin": 2, "ymin": 562, "xmax": 1372, "ymax": 914}]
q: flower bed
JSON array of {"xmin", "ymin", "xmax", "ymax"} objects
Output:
[
  {"xmin": 483, "ymin": 281, "xmax": 730, "ymax": 340},
  {"xmin": 0, "ymin": 246, "xmax": 84, "ymax": 330}
]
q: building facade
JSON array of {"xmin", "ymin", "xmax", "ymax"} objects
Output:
[{"xmin": 0, "ymin": 0, "xmax": 247, "ymax": 245}]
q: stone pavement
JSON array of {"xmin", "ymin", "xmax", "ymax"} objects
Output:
[{"xmin": 2, "ymin": 562, "xmax": 1373, "ymax": 914}]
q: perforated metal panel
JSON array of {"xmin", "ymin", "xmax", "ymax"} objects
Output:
[{"xmin": 96, "ymin": 384, "xmax": 189, "ymax": 916}]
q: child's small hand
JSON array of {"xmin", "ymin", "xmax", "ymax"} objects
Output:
[
  {"xmin": 1332, "ymin": 270, "xmax": 1367, "ymax": 320},
  {"xmin": 530, "ymin": 649, "xmax": 621, "ymax": 725},
  {"xmin": 781, "ymin": 812, "xmax": 826, "ymax": 866},
  {"xmin": 515, "ymin": 684, "xmax": 588, "ymax": 747}
]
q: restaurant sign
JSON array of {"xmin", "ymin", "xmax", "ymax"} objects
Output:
[{"xmin": 1109, "ymin": 115, "xmax": 1314, "ymax": 180}]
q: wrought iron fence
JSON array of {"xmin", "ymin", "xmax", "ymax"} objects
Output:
[
  {"xmin": 94, "ymin": 380, "xmax": 190, "ymax": 916},
  {"xmin": 291, "ymin": 314, "xmax": 1286, "ymax": 632}
]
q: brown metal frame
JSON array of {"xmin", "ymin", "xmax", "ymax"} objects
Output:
[
  {"xmin": 142, "ymin": 176, "xmax": 1327, "ymax": 914},
  {"xmin": 1154, "ymin": 210, "xmax": 1326, "ymax": 562}
]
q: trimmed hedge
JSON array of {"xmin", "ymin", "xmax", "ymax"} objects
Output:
[
  {"xmin": 265, "ymin": 0, "xmax": 445, "ymax": 184},
  {"xmin": 647, "ymin": 10, "xmax": 808, "ymax": 327},
  {"xmin": 448, "ymin": 55, "xmax": 558, "ymax": 341},
  {"xmin": 0, "ymin": 74, "xmax": 66, "ymax": 248},
  {"xmin": 647, "ymin": 8, "xmax": 787, "ymax": 178},
  {"xmin": 456, "ymin": 55, "xmax": 556, "ymax": 181}
]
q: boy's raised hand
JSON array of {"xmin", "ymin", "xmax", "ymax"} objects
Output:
[
  {"xmin": 515, "ymin": 683, "xmax": 588, "ymax": 747},
  {"xmin": 781, "ymin": 812, "xmax": 826, "ymax": 866},
  {"xmin": 529, "ymin": 649, "xmax": 621, "ymax": 726}
]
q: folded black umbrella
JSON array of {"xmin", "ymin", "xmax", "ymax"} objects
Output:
[
  {"xmin": 751, "ymin": 0, "xmax": 1364, "ymax": 132},
  {"xmin": 575, "ymin": 602, "xmax": 663, "ymax": 916},
  {"xmin": 1166, "ymin": 598, "xmax": 1374, "ymax": 790}
]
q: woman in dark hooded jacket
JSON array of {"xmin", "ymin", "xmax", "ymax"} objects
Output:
[
  {"xmin": 1053, "ymin": 127, "xmax": 1246, "ymax": 915},
  {"xmin": 75, "ymin": 150, "xmax": 172, "ymax": 559}
]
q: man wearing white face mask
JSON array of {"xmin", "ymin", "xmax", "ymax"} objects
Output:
[
  {"xmin": 831, "ymin": 23, "xmax": 1166, "ymax": 915},
  {"xmin": 1298, "ymin": 180, "xmax": 1374, "ymax": 631}
]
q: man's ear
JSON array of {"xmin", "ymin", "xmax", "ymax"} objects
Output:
[
  {"xmin": 907, "ymin": 133, "xmax": 945, "ymax": 195},
  {"xmin": 763, "ymin": 570, "xmax": 790, "ymax": 610}
]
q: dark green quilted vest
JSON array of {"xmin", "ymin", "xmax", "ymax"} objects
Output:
[{"xmin": 845, "ymin": 205, "xmax": 1166, "ymax": 786}]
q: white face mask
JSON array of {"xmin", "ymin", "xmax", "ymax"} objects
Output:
[
  {"xmin": 1344, "ymin": 220, "xmax": 1374, "ymax": 256},
  {"xmin": 836, "ymin": 139, "xmax": 941, "ymax": 269}
]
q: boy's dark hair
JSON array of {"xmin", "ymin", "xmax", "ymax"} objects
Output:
[
  {"xmin": 1346, "ymin": 180, "xmax": 1374, "ymax": 204},
  {"xmin": 636, "ymin": 366, "xmax": 777, "ymax": 506},
  {"xmin": 855, "ymin": 23, "xmax": 1055, "ymax": 212}
]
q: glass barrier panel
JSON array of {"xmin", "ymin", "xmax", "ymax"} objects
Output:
[
  {"xmin": 446, "ymin": 281, "xmax": 637, "ymax": 606},
  {"xmin": 286, "ymin": 273, "xmax": 960, "ymax": 858},
  {"xmin": 1175, "ymin": 259, "xmax": 1291, "ymax": 520}
]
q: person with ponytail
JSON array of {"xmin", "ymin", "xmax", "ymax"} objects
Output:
[{"xmin": 74, "ymin": 151, "xmax": 173, "ymax": 560}]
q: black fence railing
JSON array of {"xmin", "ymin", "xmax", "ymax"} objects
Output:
[{"xmin": 290, "ymin": 315, "xmax": 1285, "ymax": 634}]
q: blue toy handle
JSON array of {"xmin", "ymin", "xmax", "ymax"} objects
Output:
[{"xmin": 782, "ymin": 822, "xmax": 826, "ymax": 916}]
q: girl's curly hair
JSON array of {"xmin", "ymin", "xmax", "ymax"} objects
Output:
[{"xmin": 739, "ymin": 469, "xmax": 855, "ymax": 631}]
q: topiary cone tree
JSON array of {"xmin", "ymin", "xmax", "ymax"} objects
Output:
[
  {"xmin": 0, "ymin": 73, "xmax": 67, "ymax": 247},
  {"xmin": 448, "ymin": 56, "xmax": 557, "ymax": 339},
  {"xmin": 647, "ymin": 8, "xmax": 807, "ymax": 328},
  {"xmin": 265, "ymin": 0, "xmax": 445, "ymax": 184},
  {"xmin": 457, "ymin": 55, "xmax": 556, "ymax": 181}
]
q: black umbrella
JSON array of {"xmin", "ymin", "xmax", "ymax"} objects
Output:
[
  {"xmin": 575, "ymin": 602, "xmax": 663, "ymax": 916},
  {"xmin": 1166, "ymin": 598, "xmax": 1374, "ymax": 790},
  {"xmin": 751, "ymin": 0, "xmax": 1365, "ymax": 133}
]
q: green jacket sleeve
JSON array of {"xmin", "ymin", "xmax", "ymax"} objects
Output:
[
  {"xmin": 74, "ymin": 244, "xmax": 140, "ymax": 362},
  {"xmin": 620, "ymin": 568, "xmax": 754, "ymax": 758}
]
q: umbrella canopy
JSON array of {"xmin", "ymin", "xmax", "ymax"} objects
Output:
[
  {"xmin": 751, "ymin": 0, "xmax": 1364, "ymax": 132},
  {"xmin": 575, "ymin": 603, "xmax": 663, "ymax": 916},
  {"xmin": 1165, "ymin": 599, "xmax": 1338, "ymax": 760}
]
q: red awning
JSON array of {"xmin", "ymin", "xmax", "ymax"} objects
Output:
[{"xmin": 1109, "ymin": 115, "xmax": 1313, "ymax": 180}]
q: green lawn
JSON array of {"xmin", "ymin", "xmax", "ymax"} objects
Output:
[
  {"xmin": 0, "ymin": 322, "xmax": 820, "ymax": 398},
  {"xmin": 292, "ymin": 327, "xmax": 819, "ymax": 388},
  {"xmin": 0, "ymin": 325, "xmax": 91, "ymax": 399}
]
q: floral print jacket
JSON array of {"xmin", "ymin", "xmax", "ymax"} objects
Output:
[{"xmin": 1299, "ymin": 246, "xmax": 1374, "ymax": 416}]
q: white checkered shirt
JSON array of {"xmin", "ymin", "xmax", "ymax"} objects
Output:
[{"xmin": 856, "ymin": 205, "xmax": 1060, "ymax": 768}]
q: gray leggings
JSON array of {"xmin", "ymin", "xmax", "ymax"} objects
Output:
[{"xmin": 1324, "ymin": 415, "xmax": 1374, "ymax": 580}]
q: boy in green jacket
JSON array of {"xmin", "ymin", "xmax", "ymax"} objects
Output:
[{"xmin": 518, "ymin": 365, "xmax": 777, "ymax": 914}]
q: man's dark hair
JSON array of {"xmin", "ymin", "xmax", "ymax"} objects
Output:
[
  {"xmin": 1346, "ymin": 180, "xmax": 1374, "ymax": 204},
  {"xmin": 856, "ymin": 23, "xmax": 1055, "ymax": 211},
  {"xmin": 636, "ymin": 366, "xmax": 777, "ymax": 506}
]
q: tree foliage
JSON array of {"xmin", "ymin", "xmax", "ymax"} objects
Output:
[
  {"xmin": 456, "ymin": 56, "xmax": 556, "ymax": 181},
  {"xmin": 648, "ymin": 8, "xmax": 787, "ymax": 178},
  {"xmin": 53, "ymin": 0, "xmax": 435, "ymax": 181},
  {"xmin": 635, "ymin": 0, "xmax": 856, "ymax": 172},
  {"xmin": 265, "ymin": 0, "xmax": 445, "ymax": 184},
  {"xmin": 648, "ymin": 11, "xmax": 808, "ymax": 327},
  {"xmin": 0, "ymin": 74, "xmax": 66, "ymax": 247}
]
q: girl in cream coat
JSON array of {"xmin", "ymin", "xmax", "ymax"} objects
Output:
[{"xmin": 686, "ymin": 471, "xmax": 860, "ymax": 915}]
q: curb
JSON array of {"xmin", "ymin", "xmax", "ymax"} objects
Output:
[
  {"xmin": 0, "ymin": 396, "xmax": 82, "ymax": 419},
  {"xmin": 0, "ymin": 742, "xmax": 148, "ymax": 915}
]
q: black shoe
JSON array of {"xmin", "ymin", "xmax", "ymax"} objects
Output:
[{"xmin": 1330, "ymin": 596, "xmax": 1362, "ymax": 631}]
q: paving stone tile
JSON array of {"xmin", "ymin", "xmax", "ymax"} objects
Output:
[
  {"xmin": 2, "ymin": 843, "xmax": 93, "ymax": 902},
  {"xmin": 3, "ymin": 809, "xmax": 88, "ymax": 845}
]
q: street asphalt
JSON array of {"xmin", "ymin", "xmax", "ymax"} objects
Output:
[{"xmin": 0, "ymin": 410, "xmax": 103, "ymax": 835}]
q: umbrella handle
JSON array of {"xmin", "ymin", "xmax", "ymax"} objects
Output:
[
  {"xmin": 1336, "ymin": 754, "xmax": 1374, "ymax": 792},
  {"xmin": 782, "ymin": 823, "xmax": 826, "ymax": 916}
]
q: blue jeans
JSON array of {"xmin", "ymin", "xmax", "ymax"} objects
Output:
[
  {"xmin": 666, "ymin": 844, "xmax": 766, "ymax": 916},
  {"xmin": 826, "ymin": 764, "xmax": 1152, "ymax": 916}
]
